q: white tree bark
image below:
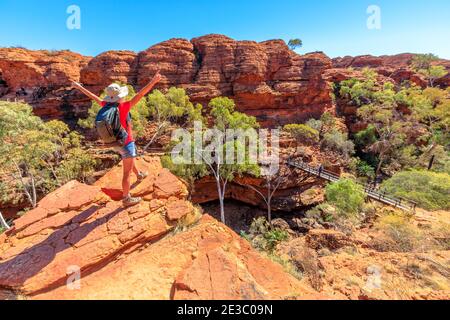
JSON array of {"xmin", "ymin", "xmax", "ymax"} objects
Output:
[{"xmin": 0, "ymin": 211, "xmax": 10, "ymax": 230}]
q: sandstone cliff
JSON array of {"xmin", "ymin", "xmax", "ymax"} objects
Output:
[
  {"xmin": 5, "ymin": 35, "xmax": 448, "ymax": 128},
  {"xmin": 0, "ymin": 48, "xmax": 90, "ymax": 119},
  {"xmin": 79, "ymin": 35, "xmax": 335, "ymax": 127}
]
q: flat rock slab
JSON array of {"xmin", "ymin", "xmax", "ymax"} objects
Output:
[
  {"xmin": 33, "ymin": 216, "xmax": 325, "ymax": 300},
  {"xmin": 0, "ymin": 157, "xmax": 192, "ymax": 295}
]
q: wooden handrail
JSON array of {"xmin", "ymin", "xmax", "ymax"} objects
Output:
[{"xmin": 287, "ymin": 160, "xmax": 417, "ymax": 213}]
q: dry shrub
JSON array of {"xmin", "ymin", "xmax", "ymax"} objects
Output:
[
  {"xmin": 431, "ymin": 222, "xmax": 450, "ymax": 250},
  {"xmin": 174, "ymin": 205, "xmax": 203, "ymax": 233},
  {"xmin": 292, "ymin": 248, "xmax": 324, "ymax": 291},
  {"xmin": 371, "ymin": 212, "xmax": 426, "ymax": 252},
  {"xmin": 266, "ymin": 253, "xmax": 304, "ymax": 281},
  {"xmin": 277, "ymin": 238, "xmax": 324, "ymax": 290}
]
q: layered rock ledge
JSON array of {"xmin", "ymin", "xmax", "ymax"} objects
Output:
[{"xmin": 0, "ymin": 157, "xmax": 323, "ymax": 300}]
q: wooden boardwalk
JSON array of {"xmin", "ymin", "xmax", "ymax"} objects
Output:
[{"xmin": 287, "ymin": 160, "xmax": 417, "ymax": 213}]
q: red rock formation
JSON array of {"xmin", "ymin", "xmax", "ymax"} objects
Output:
[
  {"xmin": 0, "ymin": 48, "xmax": 90, "ymax": 118},
  {"xmin": 331, "ymin": 53, "xmax": 450, "ymax": 88},
  {"xmin": 80, "ymin": 50, "xmax": 138, "ymax": 93},
  {"xmin": 0, "ymin": 156, "xmax": 323, "ymax": 300},
  {"xmin": 80, "ymin": 35, "xmax": 334, "ymax": 127},
  {"xmin": 1, "ymin": 37, "xmax": 448, "ymax": 126},
  {"xmin": 0, "ymin": 35, "xmax": 334, "ymax": 127},
  {"xmin": 332, "ymin": 53, "xmax": 416, "ymax": 69}
]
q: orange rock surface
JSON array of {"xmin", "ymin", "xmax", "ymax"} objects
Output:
[
  {"xmin": 32, "ymin": 215, "xmax": 324, "ymax": 300},
  {"xmin": 0, "ymin": 157, "xmax": 323, "ymax": 300},
  {"xmin": 0, "ymin": 157, "xmax": 191, "ymax": 297},
  {"xmin": 277, "ymin": 209, "xmax": 450, "ymax": 300},
  {"xmin": 0, "ymin": 48, "xmax": 90, "ymax": 118}
]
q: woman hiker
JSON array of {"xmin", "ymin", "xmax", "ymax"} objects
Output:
[{"xmin": 72, "ymin": 72, "xmax": 162, "ymax": 207}]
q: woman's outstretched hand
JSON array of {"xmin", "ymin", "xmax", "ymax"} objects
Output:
[
  {"xmin": 151, "ymin": 72, "xmax": 162, "ymax": 84},
  {"xmin": 130, "ymin": 72, "xmax": 163, "ymax": 107},
  {"xmin": 71, "ymin": 80, "xmax": 83, "ymax": 88},
  {"xmin": 70, "ymin": 80, "xmax": 103, "ymax": 105}
]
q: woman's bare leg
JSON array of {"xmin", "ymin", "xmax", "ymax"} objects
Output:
[
  {"xmin": 133, "ymin": 163, "xmax": 139, "ymax": 176},
  {"xmin": 122, "ymin": 158, "xmax": 134, "ymax": 198}
]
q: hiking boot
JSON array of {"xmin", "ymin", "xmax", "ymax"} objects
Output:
[
  {"xmin": 137, "ymin": 171, "xmax": 148, "ymax": 182},
  {"xmin": 123, "ymin": 195, "xmax": 142, "ymax": 207}
]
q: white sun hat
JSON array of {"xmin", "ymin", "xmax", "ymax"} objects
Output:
[{"xmin": 104, "ymin": 83, "xmax": 129, "ymax": 103}]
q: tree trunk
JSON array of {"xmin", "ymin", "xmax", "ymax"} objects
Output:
[
  {"xmin": 143, "ymin": 122, "xmax": 167, "ymax": 153},
  {"xmin": 12, "ymin": 165, "xmax": 34, "ymax": 209},
  {"xmin": 30, "ymin": 173, "xmax": 37, "ymax": 208},
  {"xmin": 267, "ymin": 184, "xmax": 272, "ymax": 226},
  {"xmin": 0, "ymin": 211, "xmax": 10, "ymax": 230},
  {"xmin": 218, "ymin": 196, "xmax": 226, "ymax": 225},
  {"xmin": 216, "ymin": 179, "xmax": 226, "ymax": 224},
  {"xmin": 376, "ymin": 154, "xmax": 385, "ymax": 177},
  {"xmin": 428, "ymin": 155, "xmax": 435, "ymax": 171}
]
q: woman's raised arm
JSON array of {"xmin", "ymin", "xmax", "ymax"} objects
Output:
[
  {"xmin": 129, "ymin": 72, "xmax": 162, "ymax": 107},
  {"xmin": 71, "ymin": 81, "xmax": 103, "ymax": 105}
]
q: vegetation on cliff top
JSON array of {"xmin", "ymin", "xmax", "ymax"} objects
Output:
[
  {"xmin": 162, "ymin": 96, "xmax": 261, "ymax": 225},
  {"xmin": 412, "ymin": 54, "xmax": 449, "ymax": 87},
  {"xmin": 337, "ymin": 68, "xmax": 449, "ymax": 185},
  {"xmin": 382, "ymin": 170, "xmax": 450, "ymax": 211},
  {"xmin": 0, "ymin": 101, "xmax": 97, "ymax": 209}
]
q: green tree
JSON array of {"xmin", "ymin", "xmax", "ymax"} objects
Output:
[
  {"xmin": 322, "ymin": 129, "xmax": 355, "ymax": 160},
  {"xmin": 419, "ymin": 65, "xmax": 448, "ymax": 87},
  {"xmin": 163, "ymin": 97, "xmax": 260, "ymax": 225},
  {"xmin": 411, "ymin": 53, "xmax": 439, "ymax": 71},
  {"xmin": 394, "ymin": 86, "xmax": 449, "ymax": 169},
  {"xmin": 161, "ymin": 140, "xmax": 209, "ymax": 198},
  {"xmin": 288, "ymin": 39, "xmax": 303, "ymax": 51},
  {"xmin": 325, "ymin": 178, "xmax": 365, "ymax": 217},
  {"xmin": 382, "ymin": 170, "xmax": 450, "ymax": 210},
  {"xmin": 144, "ymin": 87, "xmax": 203, "ymax": 151},
  {"xmin": 283, "ymin": 124, "xmax": 319, "ymax": 145},
  {"xmin": 347, "ymin": 66, "xmax": 449, "ymax": 174},
  {"xmin": 205, "ymin": 97, "xmax": 260, "ymax": 224},
  {"xmin": 411, "ymin": 54, "xmax": 448, "ymax": 87},
  {"xmin": 343, "ymin": 79, "xmax": 408, "ymax": 175},
  {"xmin": 355, "ymin": 124, "xmax": 377, "ymax": 148},
  {"xmin": 0, "ymin": 102, "xmax": 97, "ymax": 208},
  {"xmin": 339, "ymin": 68, "xmax": 377, "ymax": 106},
  {"xmin": 306, "ymin": 112, "xmax": 337, "ymax": 140},
  {"xmin": 351, "ymin": 158, "xmax": 376, "ymax": 179}
]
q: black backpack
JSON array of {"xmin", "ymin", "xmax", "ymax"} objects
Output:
[{"xmin": 95, "ymin": 103, "xmax": 129, "ymax": 145}]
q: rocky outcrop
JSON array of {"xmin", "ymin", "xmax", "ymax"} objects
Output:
[
  {"xmin": 0, "ymin": 48, "xmax": 90, "ymax": 119},
  {"xmin": 80, "ymin": 35, "xmax": 334, "ymax": 127},
  {"xmin": 332, "ymin": 53, "xmax": 416, "ymax": 69},
  {"xmin": 0, "ymin": 157, "xmax": 322, "ymax": 300},
  {"xmin": 33, "ymin": 214, "xmax": 324, "ymax": 300},
  {"xmin": 0, "ymin": 35, "xmax": 334, "ymax": 127},
  {"xmin": 80, "ymin": 50, "xmax": 139, "ymax": 94},
  {"xmin": 332, "ymin": 53, "xmax": 450, "ymax": 88},
  {"xmin": 276, "ymin": 209, "xmax": 450, "ymax": 300},
  {"xmin": 1, "ymin": 37, "xmax": 448, "ymax": 127}
]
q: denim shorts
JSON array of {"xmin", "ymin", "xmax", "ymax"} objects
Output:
[{"xmin": 114, "ymin": 142, "xmax": 137, "ymax": 160}]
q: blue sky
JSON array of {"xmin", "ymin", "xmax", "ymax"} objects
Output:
[{"xmin": 0, "ymin": 0, "xmax": 449, "ymax": 58}]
